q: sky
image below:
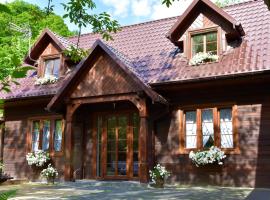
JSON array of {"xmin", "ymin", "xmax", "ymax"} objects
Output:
[{"xmin": 0, "ymin": 0, "xmax": 245, "ymax": 33}]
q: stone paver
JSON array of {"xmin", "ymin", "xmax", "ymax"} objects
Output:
[{"xmin": 0, "ymin": 180, "xmax": 268, "ymax": 200}]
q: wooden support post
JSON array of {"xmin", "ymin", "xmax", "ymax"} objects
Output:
[
  {"xmin": 139, "ymin": 115, "xmax": 149, "ymax": 183},
  {"xmin": 137, "ymin": 98, "xmax": 149, "ymax": 183},
  {"xmin": 64, "ymin": 103, "xmax": 80, "ymax": 181}
]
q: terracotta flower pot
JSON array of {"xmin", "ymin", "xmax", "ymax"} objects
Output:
[
  {"xmin": 46, "ymin": 176, "xmax": 55, "ymax": 184},
  {"xmin": 154, "ymin": 178, "xmax": 165, "ymax": 188}
]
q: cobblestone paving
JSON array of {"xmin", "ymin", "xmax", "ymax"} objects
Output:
[{"xmin": 0, "ymin": 180, "xmax": 268, "ymax": 200}]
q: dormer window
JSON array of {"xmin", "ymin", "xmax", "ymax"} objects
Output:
[
  {"xmin": 191, "ymin": 31, "xmax": 218, "ymax": 58},
  {"xmin": 44, "ymin": 58, "xmax": 60, "ymax": 78}
]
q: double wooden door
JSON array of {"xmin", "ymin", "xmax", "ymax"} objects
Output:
[{"xmin": 95, "ymin": 112, "xmax": 139, "ymax": 179}]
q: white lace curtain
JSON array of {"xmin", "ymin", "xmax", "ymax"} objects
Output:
[
  {"xmin": 220, "ymin": 108, "xmax": 233, "ymax": 148},
  {"xmin": 42, "ymin": 120, "xmax": 50, "ymax": 151},
  {"xmin": 185, "ymin": 111, "xmax": 197, "ymax": 148},
  {"xmin": 202, "ymin": 109, "xmax": 214, "ymax": 147}
]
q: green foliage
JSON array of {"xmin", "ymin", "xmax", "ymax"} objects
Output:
[
  {"xmin": 215, "ymin": 0, "xmax": 241, "ymax": 7},
  {"xmin": 162, "ymin": 0, "xmax": 179, "ymax": 8},
  {"xmin": 0, "ymin": 161, "xmax": 4, "ymax": 172},
  {"xmin": 0, "ymin": 190, "xmax": 17, "ymax": 200},
  {"xmin": 0, "ymin": 0, "xmax": 74, "ymax": 93},
  {"xmin": 62, "ymin": 0, "xmax": 120, "ymax": 46},
  {"xmin": 63, "ymin": 46, "xmax": 88, "ymax": 63},
  {"xmin": 0, "ymin": 3, "xmax": 11, "ymax": 14}
]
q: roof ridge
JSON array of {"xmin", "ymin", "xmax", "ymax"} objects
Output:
[
  {"xmin": 67, "ymin": 16, "xmax": 179, "ymax": 40},
  {"xmin": 67, "ymin": 0, "xmax": 261, "ymax": 40},
  {"xmin": 223, "ymin": 0, "xmax": 261, "ymax": 9}
]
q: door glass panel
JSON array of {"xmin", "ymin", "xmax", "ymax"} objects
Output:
[
  {"xmin": 117, "ymin": 116, "xmax": 127, "ymax": 176},
  {"xmin": 96, "ymin": 116, "xmax": 102, "ymax": 177},
  {"xmin": 118, "ymin": 152, "xmax": 127, "ymax": 175},
  {"xmin": 133, "ymin": 113, "xmax": 139, "ymax": 177},
  {"xmin": 107, "ymin": 117, "xmax": 116, "ymax": 176}
]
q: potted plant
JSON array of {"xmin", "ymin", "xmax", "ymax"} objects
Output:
[
  {"xmin": 189, "ymin": 146, "xmax": 226, "ymax": 167},
  {"xmin": 26, "ymin": 150, "xmax": 50, "ymax": 168},
  {"xmin": 149, "ymin": 164, "xmax": 170, "ymax": 188},
  {"xmin": 0, "ymin": 161, "xmax": 13, "ymax": 184},
  {"xmin": 41, "ymin": 164, "xmax": 58, "ymax": 184}
]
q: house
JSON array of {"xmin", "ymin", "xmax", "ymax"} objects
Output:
[{"xmin": 1, "ymin": 0, "xmax": 270, "ymax": 187}]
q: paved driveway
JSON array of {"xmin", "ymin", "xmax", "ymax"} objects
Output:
[{"xmin": 0, "ymin": 180, "xmax": 269, "ymax": 200}]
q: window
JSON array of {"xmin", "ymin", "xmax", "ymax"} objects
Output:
[
  {"xmin": 42, "ymin": 120, "xmax": 50, "ymax": 151},
  {"xmin": 202, "ymin": 109, "xmax": 214, "ymax": 148},
  {"xmin": 220, "ymin": 108, "xmax": 233, "ymax": 148},
  {"xmin": 31, "ymin": 121, "xmax": 40, "ymax": 152},
  {"xmin": 181, "ymin": 106, "xmax": 238, "ymax": 152},
  {"xmin": 185, "ymin": 111, "xmax": 197, "ymax": 149},
  {"xmin": 54, "ymin": 120, "xmax": 63, "ymax": 152},
  {"xmin": 30, "ymin": 118, "xmax": 63, "ymax": 153},
  {"xmin": 44, "ymin": 58, "xmax": 60, "ymax": 78},
  {"xmin": 191, "ymin": 31, "xmax": 217, "ymax": 57}
]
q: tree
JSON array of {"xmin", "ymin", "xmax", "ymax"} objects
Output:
[
  {"xmin": 61, "ymin": 0, "xmax": 120, "ymax": 62},
  {"xmin": 0, "ymin": 0, "xmax": 74, "ymax": 92}
]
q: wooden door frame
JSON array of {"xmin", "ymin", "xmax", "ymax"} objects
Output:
[{"xmin": 91, "ymin": 110, "xmax": 139, "ymax": 181}]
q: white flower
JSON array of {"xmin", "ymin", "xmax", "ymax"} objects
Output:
[
  {"xmin": 189, "ymin": 146, "xmax": 226, "ymax": 167},
  {"xmin": 189, "ymin": 52, "xmax": 219, "ymax": 66},
  {"xmin": 35, "ymin": 75, "xmax": 58, "ymax": 85},
  {"xmin": 41, "ymin": 164, "xmax": 58, "ymax": 178},
  {"xmin": 149, "ymin": 164, "xmax": 170, "ymax": 183},
  {"xmin": 26, "ymin": 150, "xmax": 50, "ymax": 167}
]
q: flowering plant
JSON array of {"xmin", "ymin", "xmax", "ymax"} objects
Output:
[
  {"xmin": 189, "ymin": 52, "xmax": 219, "ymax": 66},
  {"xmin": 41, "ymin": 164, "xmax": 58, "ymax": 179},
  {"xmin": 0, "ymin": 161, "xmax": 4, "ymax": 174},
  {"xmin": 149, "ymin": 164, "xmax": 170, "ymax": 184},
  {"xmin": 26, "ymin": 150, "xmax": 50, "ymax": 167},
  {"xmin": 35, "ymin": 75, "xmax": 58, "ymax": 85},
  {"xmin": 189, "ymin": 146, "xmax": 226, "ymax": 167}
]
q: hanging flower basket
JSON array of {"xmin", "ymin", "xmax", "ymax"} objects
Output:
[
  {"xmin": 189, "ymin": 52, "xmax": 219, "ymax": 66},
  {"xmin": 26, "ymin": 150, "xmax": 50, "ymax": 168},
  {"xmin": 189, "ymin": 146, "xmax": 226, "ymax": 167},
  {"xmin": 35, "ymin": 75, "xmax": 58, "ymax": 85}
]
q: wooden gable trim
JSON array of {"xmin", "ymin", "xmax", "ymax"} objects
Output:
[
  {"xmin": 166, "ymin": 0, "xmax": 245, "ymax": 43},
  {"xmin": 24, "ymin": 28, "xmax": 67, "ymax": 66},
  {"xmin": 47, "ymin": 40, "xmax": 168, "ymax": 111}
]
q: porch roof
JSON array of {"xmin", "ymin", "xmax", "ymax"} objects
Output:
[{"xmin": 47, "ymin": 40, "xmax": 168, "ymax": 111}]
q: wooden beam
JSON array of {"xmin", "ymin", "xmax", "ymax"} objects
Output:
[
  {"xmin": 138, "ymin": 98, "xmax": 149, "ymax": 183},
  {"xmin": 64, "ymin": 103, "xmax": 80, "ymax": 181}
]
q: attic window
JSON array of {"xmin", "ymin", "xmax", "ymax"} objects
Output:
[
  {"xmin": 44, "ymin": 58, "xmax": 60, "ymax": 78},
  {"xmin": 191, "ymin": 31, "xmax": 218, "ymax": 58}
]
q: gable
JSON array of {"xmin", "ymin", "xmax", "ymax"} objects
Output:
[
  {"xmin": 181, "ymin": 14, "xmax": 231, "ymax": 58},
  {"xmin": 167, "ymin": 0, "xmax": 244, "ymax": 43},
  {"xmin": 71, "ymin": 53, "xmax": 140, "ymax": 98},
  {"xmin": 24, "ymin": 29, "xmax": 67, "ymax": 65},
  {"xmin": 40, "ymin": 42, "xmax": 60, "ymax": 57}
]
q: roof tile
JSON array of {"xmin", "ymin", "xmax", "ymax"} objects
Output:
[{"xmin": 2, "ymin": 0, "xmax": 270, "ymax": 100}]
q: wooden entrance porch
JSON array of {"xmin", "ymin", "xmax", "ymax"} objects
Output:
[{"xmin": 64, "ymin": 94, "xmax": 151, "ymax": 183}]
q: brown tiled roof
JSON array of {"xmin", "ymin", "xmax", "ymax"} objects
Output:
[
  {"xmin": 68, "ymin": 0, "xmax": 270, "ymax": 84},
  {"xmin": 2, "ymin": 0, "xmax": 270, "ymax": 100}
]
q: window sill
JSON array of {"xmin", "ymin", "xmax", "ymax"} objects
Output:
[{"xmin": 178, "ymin": 147, "xmax": 240, "ymax": 155}]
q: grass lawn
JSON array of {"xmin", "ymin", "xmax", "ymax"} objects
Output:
[{"xmin": 0, "ymin": 180, "xmax": 268, "ymax": 200}]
